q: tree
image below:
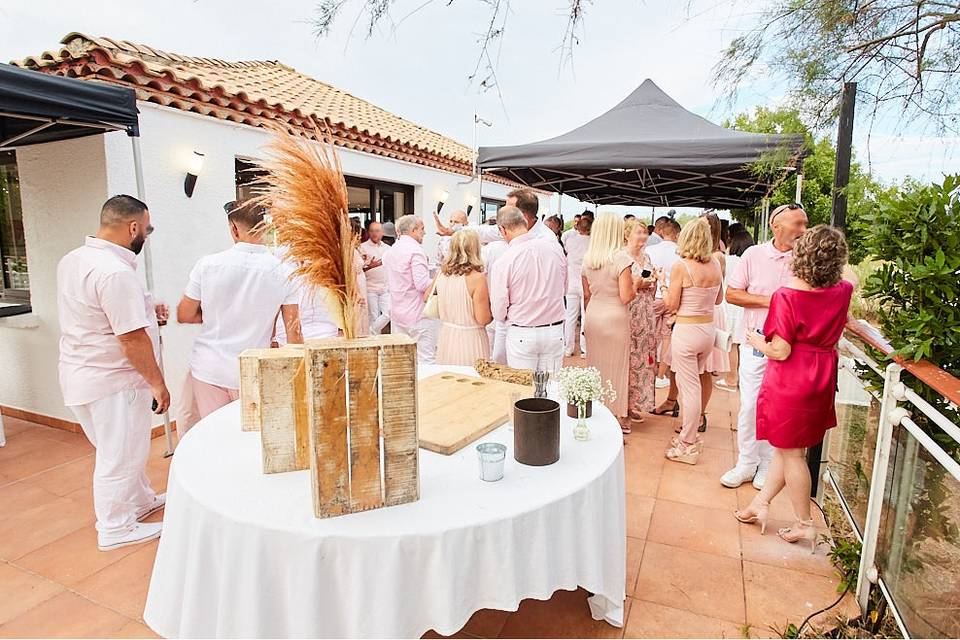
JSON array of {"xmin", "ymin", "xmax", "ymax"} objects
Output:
[
  {"xmin": 714, "ymin": 0, "xmax": 960, "ymax": 133},
  {"xmin": 725, "ymin": 106, "xmax": 883, "ymax": 263}
]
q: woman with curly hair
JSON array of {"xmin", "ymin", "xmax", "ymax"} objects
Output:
[
  {"xmin": 735, "ymin": 224, "xmax": 853, "ymax": 551},
  {"xmin": 432, "ymin": 229, "xmax": 493, "ymax": 366}
]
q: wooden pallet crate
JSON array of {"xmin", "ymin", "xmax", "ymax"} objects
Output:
[{"xmin": 240, "ymin": 335, "xmax": 420, "ymax": 518}]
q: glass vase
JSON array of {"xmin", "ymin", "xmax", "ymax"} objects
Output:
[{"xmin": 573, "ymin": 402, "xmax": 590, "ymax": 441}]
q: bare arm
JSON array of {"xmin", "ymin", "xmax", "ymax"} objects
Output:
[
  {"xmin": 469, "ymin": 272, "xmax": 494, "ymax": 326},
  {"xmin": 423, "ymin": 274, "xmax": 439, "ymax": 303},
  {"xmin": 582, "ymin": 275, "xmax": 591, "ymax": 309},
  {"xmin": 618, "ymin": 268, "xmax": 637, "ymax": 306},
  {"xmin": 725, "ymin": 287, "xmax": 770, "ymax": 309},
  {"xmin": 177, "ymin": 295, "xmax": 202, "ymax": 324},
  {"xmin": 116, "ymin": 328, "xmax": 169, "ymax": 413},
  {"xmin": 746, "ymin": 330, "xmax": 792, "ymax": 361},
  {"xmin": 663, "ymin": 262, "xmax": 685, "ymax": 314},
  {"xmin": 280, "ymin": 304, "xmax": 302, "ymax": 344}
]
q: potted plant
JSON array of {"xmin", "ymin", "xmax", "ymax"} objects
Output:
[{"xmin": 555, "ymin": 366, "xmax": 616, "ymax": 441}]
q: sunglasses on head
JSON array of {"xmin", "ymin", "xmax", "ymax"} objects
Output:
[{"xmin": 770, "ymin": 202, "xmax": 803, "ymax": 221}]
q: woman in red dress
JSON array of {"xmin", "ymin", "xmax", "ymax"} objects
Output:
[{"xmin": 734, "ymin": 225, "xmax": 853, "ymax": 551}]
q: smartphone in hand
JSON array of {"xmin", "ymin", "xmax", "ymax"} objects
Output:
[
  {"xmin": 152, "ymin": 398, "xmax": 159, "ymax": 413},
  {"xmin": 752, "ymin": 329, "xmax": 766, "ymax": 358}
]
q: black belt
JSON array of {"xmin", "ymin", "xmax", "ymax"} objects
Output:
[{"xmin": 510, "ymin": 320, "xmax": 563, "ymax": 329}]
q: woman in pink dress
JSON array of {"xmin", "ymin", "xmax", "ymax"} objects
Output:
[
  {"xmin": 735, "ymin": 225, "xmax": 853, "ymax": 551},
  {"xmin": 433, "ymin": 230, "xmax": 492, "ymax": 366},
  {"xmin": 582, "ymin": 213, "xmax": 636, "ymax": 433},
  {"xmin": 623, "ymin": 219, "xmax": 657, "ymax": 423}
]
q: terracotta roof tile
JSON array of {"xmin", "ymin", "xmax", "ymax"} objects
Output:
[{"xmin": 13, "ymin": 32, "xmax": 489, "ymax": 176}]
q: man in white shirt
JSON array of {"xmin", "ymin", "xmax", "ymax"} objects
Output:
[
  {"xmin": 434, "ymin": 188, "xmax": 558, "ymax": 245},
  {"xmin": 647, "ymin": 213, "xmax": 675, "ymax": 246},
  {"xmin": 560, "ymin": 213, "xmax": 581, "ymax": 246},
  {"xmin": 435, "ymin": 210, "xmax": 468, "ymax": 267},
  {"xmin": 360, "ymin": 221, "xmax": 391, "ymax": 334},
  {"xmin": 57, "ymin": 195, "xmax": 169, "ymax": 550},
  {"xmin": 645, "ymin": 218, "xmax": 681, "ymax": 392},
  {"xmin": 562, "ymin": 215, "xmax": 591, "ymax": 357},
  {"xmin": 177, "ymin": 202, "xmax": 302, "ymax": 419},
  {"xmin": 481, "ymin": 234, "xmax": 510, "ymax": 364}
]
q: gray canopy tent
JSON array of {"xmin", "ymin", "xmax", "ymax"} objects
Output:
[
  {"xmin": 478, "ymin": 79, "xmax": 805, "ymax": 210},
  {"xmin": 0, "ymin": 64, "xmax": 174, "ymax": 456}
]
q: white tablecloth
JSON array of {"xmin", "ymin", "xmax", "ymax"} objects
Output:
[{"xmin": 144, "ymin": 365, "xmax": 626, "ymax": 638}]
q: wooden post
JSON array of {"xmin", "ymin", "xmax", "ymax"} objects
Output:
[{"xmin": 830, "ymin": 82, "xmax": 857, "ymax": 230}]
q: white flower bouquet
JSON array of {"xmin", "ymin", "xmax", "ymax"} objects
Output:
[{"xmin": 555, "ymin": 366, "xmax": 616, "ymax": 408}]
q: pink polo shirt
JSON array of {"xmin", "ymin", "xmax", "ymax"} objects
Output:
[
  {"xmin": 490, "ymin": 231, "xmax": 567, "ymax": 326},
  {"xmin": 382, "ymin": 235, "xmax": 432, "ymax": 329},
  {"xmin": 359, "ymin": 239, "xmax": 390, "ymax": 294},
  {"xmin": 727, "ymin": 240, "xmax": 794, "ymax": 333},
  {"xmin": 57, "ymin": 237, "xmax": 159, "ymax": 406}
]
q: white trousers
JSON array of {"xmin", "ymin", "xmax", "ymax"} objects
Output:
[
  {"xmin": 367, "ymin": 291, "xmax": 391, "ymax": 334},
  {"xmin": 735, "ymin": 344, "xmax": 774, "ymax": 469},
  {"xmin": 69, "ymin": 388, "xmax": 157, "ymax": 537},
  {"xmin": 563, "ymin": 292, "xmax": 587, "ymax": 356},
  {"xmin": 394, "ymin": 317, "xmax": 440, "ymax": 365},
  {"xmin": 506, "ymin": 324, "xmax": 564, "ymax": 372}
]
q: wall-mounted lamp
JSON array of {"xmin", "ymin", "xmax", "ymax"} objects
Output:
[
  {"xmin": 184, "ymin": 150, "xmax": 205, "ymax": 198},
  {"xmin": 436, "ymin": 190, "xmax": 449, "ymax": 214},
  {"xmin": 465, "ymin": 195, "xmax": 477, "ymax": 216}
]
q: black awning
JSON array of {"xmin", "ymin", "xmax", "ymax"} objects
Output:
[
  {"xmin": 0, "ymin": 63, "xmax": 139, "ymax": 148},
  {"xmin": 478, "ymin": 79, "xmax": 805, "ymax": 209}
]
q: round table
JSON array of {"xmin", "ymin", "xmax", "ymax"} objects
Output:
[{"xmin": 144, "ymin": 365, "xmax": 626, "ymax": 638}]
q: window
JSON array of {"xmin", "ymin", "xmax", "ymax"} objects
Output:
[
  {"xmin": 235, "ymin": 158, "xmax": 414, "ymax": 226},
  {"xmin": 0, "ymin": 150, "xmax": 30, "ymax": 317},
  {"xmin": 480, "ymin": 197, "xmax": 505, "ymax": 224}
]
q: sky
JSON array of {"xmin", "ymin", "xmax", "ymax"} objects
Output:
[{"xmin": 2, "ymin": 0, "xmax": 958, "ymax": 216}]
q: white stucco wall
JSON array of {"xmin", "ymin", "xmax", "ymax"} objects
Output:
[{"xmin": 1, "ymin": 101, "xmax": 538, "ymax": 424}]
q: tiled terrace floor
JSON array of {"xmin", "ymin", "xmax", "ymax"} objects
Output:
[{"xmin": 0, "ymin": 386, "xmax": 858, "ymax": 639}]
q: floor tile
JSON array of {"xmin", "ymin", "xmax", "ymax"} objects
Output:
[
  {"xmin": 0, "ymin": 562, "xmax": 65, "ymax": 625},
  {"xmin": 0, "ymin": 431, "xmax": 91, "ymax": 482},
  {"xmin": 72, "ymin": 543, "xmax": 159, "ymax": 620},
  {"xmin": 497, "ymin": 588, "xmax": 629, "ymax": 639},
  {"xmin": 0, "ymin": 591, "xmax": 130, "ymax": 638},
  {"xmin": 738, "ymin": 518, "xmax": 835, "ymax": 578},
  {"xmin": 27, "ymin": 456, "xmax": 95, "ymax": 497},
  {"xmin": 113, "ymin": 619, "xmax": 161, "ymax": 638},
  {"xmin": 624, "ymin": 599, "xmax": 747, "ymax": 638},
  {"xmin": 646, "ymin": 500, "xmax": 741, "ymax": 559},
  {"xmin": 625, "ymin": 537, "xmax": 644, "ymax": 598},
  {"xmin": 743, "ymin": 561, "xmax": 859, "ymax": 632},
  {"xmin": 623, "ymin": 441, "xmax": 664, "ymax": 498},
  {"xmin": 633, "ymin": 542, "xmax": 745, "ymax": 623},
  {"xmin": 626, "ymin": 494, "xmax": 655, "ymax": 539},
  {"xmin": 14, "ymin": 525, "xmax": 140, "ymax": 586},
  {"xmin": 0, "ymin": 494, "xmax": 93, "ymax": 560},
  {"xmin": 657, "ymin": 464, "xmax": 739, "ymax": 511}
]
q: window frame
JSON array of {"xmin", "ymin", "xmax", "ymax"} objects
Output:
[{"xmin": 0, "ymin": 149, "xmax": 31, "ymax": 316}]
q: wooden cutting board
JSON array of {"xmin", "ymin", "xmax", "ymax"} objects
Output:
[{"xmin": 417, "ymin": 372, "xmax": 533, "ymax": 455}]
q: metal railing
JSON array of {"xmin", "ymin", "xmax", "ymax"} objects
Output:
[{"xmin": 827, "ymin": 320, "xmax": 960, "ymax": 639}]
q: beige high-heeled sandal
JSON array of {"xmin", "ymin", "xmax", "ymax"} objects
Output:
[
  {"xmin": 665, "ymin": 440, "xmax": 701, "ymax": 465},
  {"xmin": 778, "ymin": 519, "xmax": 818, "ymax": 553},
  {"xmin": 734, "ymin": 501, "xmax": 770, "ymax": 535}
]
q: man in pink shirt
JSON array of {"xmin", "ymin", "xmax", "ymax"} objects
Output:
[
  {"xmin": 383, "ymin": 214, "xmax": 439, "ymax": 363},
  {"xmin": 360, "ymin": 221, "xmax": 391, "ymax": 334},
  {"xmin": 721, "ymin": 203, "xmax": 807, "ymax": 490},
  {"xmin": 57, "ymin": 195, "xmax": 169, "ymax": 551},
  {"xmin": 490, "ymin": 206, "xmax": 568, "ymax": 371}
]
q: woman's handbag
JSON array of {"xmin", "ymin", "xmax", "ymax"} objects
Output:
[
  {"xmin": 714, "ymin": 327, "xmax": 733, "ymax": 352},
  {"xmin": 422, "ymin": 278, "xmax": 440, "ymax": 320}
]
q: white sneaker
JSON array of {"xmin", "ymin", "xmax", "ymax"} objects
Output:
[
  {"xmin": 720, "ymin": 464, "xmax": 757, "ymax": 488},
  {"xmin": 98, "ymin": 522, "xmax": 162, "ymax": 552},
  {"xmin": 752, "ymin": 464, "xmax": 769, "ymax": 490},
  {"xmin": 655, "ymin": 377, "xmax": 670, "ymax": 389},
  {"xmin": 136, "ymin": 493, "xmax": 166, "ymax": 521}
]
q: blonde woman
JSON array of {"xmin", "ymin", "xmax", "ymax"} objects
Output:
[
  {"xmin": 661, "ymin": 218, "xmax": 723, "ymax": 464},
  {"xmin": 582, "ymin": 213, "xmax": 636, "ymax": 433},
  {"xmin": 431, "ymin": 230, "xmax": 492, "ymax": 366}
]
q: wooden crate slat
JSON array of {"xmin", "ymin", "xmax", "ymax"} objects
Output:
[
  {"xmin": 239, "ymin": 349, "xmax": 265, "ymax": 432},
  {"xmin": 380, "ymin": 342, "xmax": 420, "ymax": 506},
  {"xmin": 292, "ymin": 356, "xmax": 310, "ymax": 470},
  {"xmin": 258, "ymin": 354, "xmax": 305, "ymax": 474},
  {"xmin": 307, "ymin": 347, "xmax": 350, "ymax": 517},
  {"xmin": 347, "ymin": 347, "xmax": 383, "ymax": 512}
]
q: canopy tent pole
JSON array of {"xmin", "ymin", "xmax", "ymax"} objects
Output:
[
  {"xmin": 132, "ymin": 136, "xmax": 175, "ymax": 458},
  {"xmin": 795, "ymin": 172, "xmax": 804, "ymax": 203}
]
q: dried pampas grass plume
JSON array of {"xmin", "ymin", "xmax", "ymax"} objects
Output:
[{"xmin": 251, "ymin": 126, "xmax": 358, "ymax": 338}]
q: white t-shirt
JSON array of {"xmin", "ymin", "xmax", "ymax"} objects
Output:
[
  {"xmin": 185, "ymin": 242, "xmax": 298, "ymax": 389},
  {"xmin": 563, "ymin": 232, "xmax": 591, "ymax": 294},
  {"xmin": 645, "ymin": 239, "xmax": 679, "ymax": 299},
  {"xmin": 274, "ymin": 261, "xmax": 339, "ymax": 345}
]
